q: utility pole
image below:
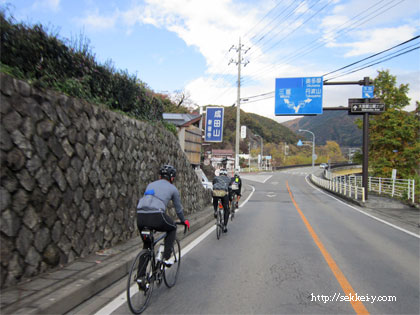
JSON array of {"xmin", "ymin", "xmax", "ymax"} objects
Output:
[{"xmin": 229, "ymin": 38, "xmax": 249, "ymax": 170}]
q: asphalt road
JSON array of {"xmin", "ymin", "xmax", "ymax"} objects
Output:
[{"xmin": 73, "ymin": 168, "xmax": 420, "ymax": 314}]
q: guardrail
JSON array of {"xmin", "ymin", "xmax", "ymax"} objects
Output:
[
  {"xmin": 311, "ymin": 174, "xmax": 365, "ymax": 202},
  {"xmin": 332, "ymin": 174, "xmax": 415, "ymax": 203}
]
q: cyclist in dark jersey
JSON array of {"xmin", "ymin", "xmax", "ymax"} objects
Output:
[
  {"xmin": 212, "ymin": 168, "xmax": 230, "ymax": 232},
  {"xmin": 137, "ymin": 165, "xmax": 190, "ymax": 267},
  {"xmin": 229, "ymin": 168, "xmax": 242, "ymax": 211}
]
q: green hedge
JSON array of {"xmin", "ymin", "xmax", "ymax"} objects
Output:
[{"xmin": 0, "ymin": 10, "xmax": 167, "ymax": 122}]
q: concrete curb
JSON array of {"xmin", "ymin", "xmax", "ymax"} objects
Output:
[
  {"xmin": 1, "ymin": 206, "xmax": 216, "ymax": 315},
  {"xmin": 1, "ymin": 185, "xmax": 253, "ymax": 315}
]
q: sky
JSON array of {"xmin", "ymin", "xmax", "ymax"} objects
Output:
[{"xmin": 2, "ymin": 0, "xmax": 420, "ymax": 123}]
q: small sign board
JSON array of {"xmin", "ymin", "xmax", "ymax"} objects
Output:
[
  {"xmin": 362, "ymin": 86, "xmax": 374, "ymax": 98},
  {"xmin": 240, "ymin": 125, "xmax": 246, "ymax": 139},
  {"xmin": 349, "ymin": 98, "xmax": 385, "ymax": 114},
  {"xmin": 275, "ymin": 77, "xmax": 323, "ymax": 115},
  {"xmin": 392, "ymin": 169, "xmax": 397, "ymax": 180},
  {"xmin": 205, "ymin": 107, "xmax": 224, "ymax": 142}
]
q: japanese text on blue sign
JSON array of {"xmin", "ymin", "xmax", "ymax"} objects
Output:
[
  {"xmin": 275, "ymin": 77, "xmax": 323, "ymax": 115},
  {"xmin": 362, "ymin": 86, "xmax": 374, "ymax": 98},
  {"xmin": 205, "ymin": 107, "xmax": 224, "ymax": 142}
]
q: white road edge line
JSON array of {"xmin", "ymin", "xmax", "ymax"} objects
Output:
[
  {"xmin": 241, "ymin": 174, "xmax": 273, "ymax": 183},
  {"xmin": 305, "ymin": 175, "xmax": 420, "ymax": 239},
  {"xmin": 95, "ymin": 184, "xmax": 256, "ymax": 314}
]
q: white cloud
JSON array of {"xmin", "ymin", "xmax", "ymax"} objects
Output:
[
  {"xmin": 340, "ymin": 26, "xmax": 417, "ymax": 57},
  {"xmin": 32, "ymin": 0, "xmax": 60, "ymax": 12},
  {"xmin": 77, "ymin": 0, "xmax": 419, "ymax": 119},
  {"xmin": 77, "ymin": 9, "xmax": 119, "ymax": 31}
]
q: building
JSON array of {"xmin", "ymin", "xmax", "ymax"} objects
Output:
[
  {"xmin": 210, "ymin": 149, "xmax": 235, "ymax": 171},
  {"xmin": 162, "ymin": 113, "xmax": 202, "ymax": 167}
]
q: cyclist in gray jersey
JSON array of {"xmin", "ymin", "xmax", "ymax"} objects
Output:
[{"xmin": 137, "ymin": 165, "xmax": 190, "ymax": 266}]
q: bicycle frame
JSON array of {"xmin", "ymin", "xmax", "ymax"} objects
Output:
[{"xmin": 127, "ymin": 222, "xmax": 186, "ymax": 314}]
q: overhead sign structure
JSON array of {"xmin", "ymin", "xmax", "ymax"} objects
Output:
[
  {"xmin": 275, "ymin": 77, "xmax": 323, "ymax": 115},
  {"xmin": 205, "ymin": 107, "xmax": 224, "ymax": 142},
  {"xmin": 362, "ymin": 85, "xmax": 374, "ymax": 98},
  {"xmin": 349, "ymin": 98, "xmax": 385, "ymax": 114}
]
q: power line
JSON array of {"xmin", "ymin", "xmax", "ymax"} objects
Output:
[
  {"xmin": 239, "ymin": 37, "xmax": 419, "ymax": 103},
  {"xmin": 245, "ymin": 0, "xmax": 323, "ymax": 61},
  {"xmin": 322, "ymin": 35, "xmax": 420, "ymax": 77},
  {"xmin": 241, "ymin": 0, "xmax": 403, "ymax": 85},
  {"xmin": 242, "ymin": 0, "xmax": 285, "ymax": 42},
  {"xmin": 325, "ymin": 46, "xmax": 420, "ymax": 81}
]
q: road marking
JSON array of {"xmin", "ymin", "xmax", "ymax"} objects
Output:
[
  {"xmin": 305, "ymin": 175, "xmax": 420, "ymax": 239},
  {"xmin": 95, "ymin": 185, "xmax": 256, "ymax": 314},
  {"xmin": 241, "ymin": 174, "xmax": 273, "ymax": 183},
  {"xmin": 287, "ymin": 181, "xmax": 369, "ymax": 315}
]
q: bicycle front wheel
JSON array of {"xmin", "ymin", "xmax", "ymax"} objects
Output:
[
  {"xmin": 127, "ymin": 250, "xmax": 154, "ymax": 314},
  {"xmin": 163, "ymin": 239, "xmax": 181, "ymax": 288}
]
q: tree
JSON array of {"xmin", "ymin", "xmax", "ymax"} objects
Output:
[
  {"xmin": 169, "ymin": 89, "xmax": 198, "ymax": 112},
  {"xmin": 368, "ymin": 70, "xmax": 419, "ymax": 182}
]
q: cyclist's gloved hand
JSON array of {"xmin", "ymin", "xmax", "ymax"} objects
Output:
[{"xmin": 184, "ymin": 219, "xmax": 190, "ymax": 230}]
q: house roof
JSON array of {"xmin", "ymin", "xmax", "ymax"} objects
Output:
[
  {"xmin": 212, "ymin": 149, "xmax": 234, "ymax": 156},
  {"xmin": 162, "ymin": 113, "xmax": 202, "ymax": 127}
]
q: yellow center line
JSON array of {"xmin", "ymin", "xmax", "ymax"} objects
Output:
[{"xmin": 286, "ymin": 181, "xmax": 369, "ymax": 315}]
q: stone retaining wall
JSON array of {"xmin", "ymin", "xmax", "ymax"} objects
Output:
[{"xmin": 0, "ymin": 73, "xmax": 212, "ymax": 289}]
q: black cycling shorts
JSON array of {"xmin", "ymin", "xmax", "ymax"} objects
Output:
[{"xmin": 230, "ymin": 190, "xmax": 241, "ymax": 198}]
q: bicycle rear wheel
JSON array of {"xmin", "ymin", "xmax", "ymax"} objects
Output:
[
  {"xmin": 163, "ymin": 239, "xmax": 181, "ymax": 288},
  {"xmin": 216, "ymin": 209, "xmax": 222, "ymax": 239},
  {"xmin": 231, "ymin": 193, "xmax": 236, "ymax": 221},
  {"xmin": 127, "ymin": 250, "xmax": 154, "ymax": 314}
]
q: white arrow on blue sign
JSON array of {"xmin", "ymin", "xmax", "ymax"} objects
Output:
[
  {"xmin": 275, "ymin": 77, "xmax": 323, "ymax": 115},
  {"xmin": 205, "ymin": 107, "xmax": 224, "ymax": 142},
  {"xmin": 362, "ymin": 86, "xmax": 374, "ymax": 98}
]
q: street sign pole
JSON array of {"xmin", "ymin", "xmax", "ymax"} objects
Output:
[
  {"xmin": 323, "ymin": 76, "xmax": 375, "ymax": 200},
  {"xmin": 363, "ymin": 78, "xmax": 370, "ymax": 200}
]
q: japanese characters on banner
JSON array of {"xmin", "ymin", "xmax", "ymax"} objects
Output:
[
  {"xmin": 275, "ymin": 77, "xmax": 323, "ymax": 115},
  {"xmin": 205, "ymin": 107, "xmax": 224, "ymax": 142}
]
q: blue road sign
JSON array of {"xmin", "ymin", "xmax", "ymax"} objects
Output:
[
  {"xmin": 205, "ymin": 107, "xmax": 224, "ymax": 142},
  {"xmin": 297, "ymin": 139, "xmax": 303, "ymax": 146},
  {"xmin": 362, "ymin": 86, "xmax": 374, "ymax": 98},
  {"xmin": 275, "ymin": 77, "xmax": 323, "ymax": 115}
]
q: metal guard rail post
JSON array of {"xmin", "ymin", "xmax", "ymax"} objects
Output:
[
  {"xmin": 335, "ymin": 174, "xmax": 415, "ymax": 203},
  {"xmin": 311, "ymin": 174, "xmax": 365, "ymax": 203}
]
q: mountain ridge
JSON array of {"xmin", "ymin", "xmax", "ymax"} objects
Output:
[{"xmin": 281, "ymin": 110, "xmax": 363, "ymax": 147}]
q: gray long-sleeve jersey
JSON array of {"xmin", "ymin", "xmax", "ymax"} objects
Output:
[{"xmin": 136, "ymin": 179, "xmax": 185, "ymax": 222}]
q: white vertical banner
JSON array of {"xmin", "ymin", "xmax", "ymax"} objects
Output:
[{"xmin": 240, "ymin": 125, "xmax": 246, "ymax": 139}]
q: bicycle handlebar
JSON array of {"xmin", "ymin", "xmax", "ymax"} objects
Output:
[{"xmin": 175, "ymin": 221, "xmax": 189, "ymax": 234}]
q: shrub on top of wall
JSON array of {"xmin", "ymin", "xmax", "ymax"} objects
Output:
[{"xmin": 0, "ymin": 9, "xmax": 166, "ymax": 122}]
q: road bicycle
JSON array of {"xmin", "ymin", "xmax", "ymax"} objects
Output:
[
  {"xmin": 215, "ymin": 199, "xmax": 224, "ymax": 239},
  {"xmin": 127, "ymin": 222, "xmax": 187, "ymax": 314},
  {"xmin": 230, "ymin": 191, "xmax": 238, "ymax": 221},
  {"xmin": 215, "ymin": 199, "xmax": 231, "ymax": 239}
]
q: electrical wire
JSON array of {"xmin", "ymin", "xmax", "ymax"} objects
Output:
[
  {"xmin": 239, "ymin": 38, "xmax": 420, "ymax": 103},
  {"xmin": 241, "ymin": 0, "xmax": 403, "ymax": 85},
  {"xmin": 325, "ymin": 46, "xmax": 420, "ymax": 81},
  {"xmin": 322, "ymin": 35, "xmax": 420, "ymax": 77}
]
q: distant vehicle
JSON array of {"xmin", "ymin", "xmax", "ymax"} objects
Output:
[
  {"xmin": 319, "ymin": 163, "xmax": 328, "ymax": 169},
  {"xmin": 195, "ymin": 169, "xmax": 213, "ymax": 190}
]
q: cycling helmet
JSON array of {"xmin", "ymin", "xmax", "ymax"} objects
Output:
[
  {"xmin": 159, "ymin": 165, "xmax": 177, "ymax": 180},
  {"xmin": 219, "ymin": 169, "xmax": 228, "ymax": 176}
]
